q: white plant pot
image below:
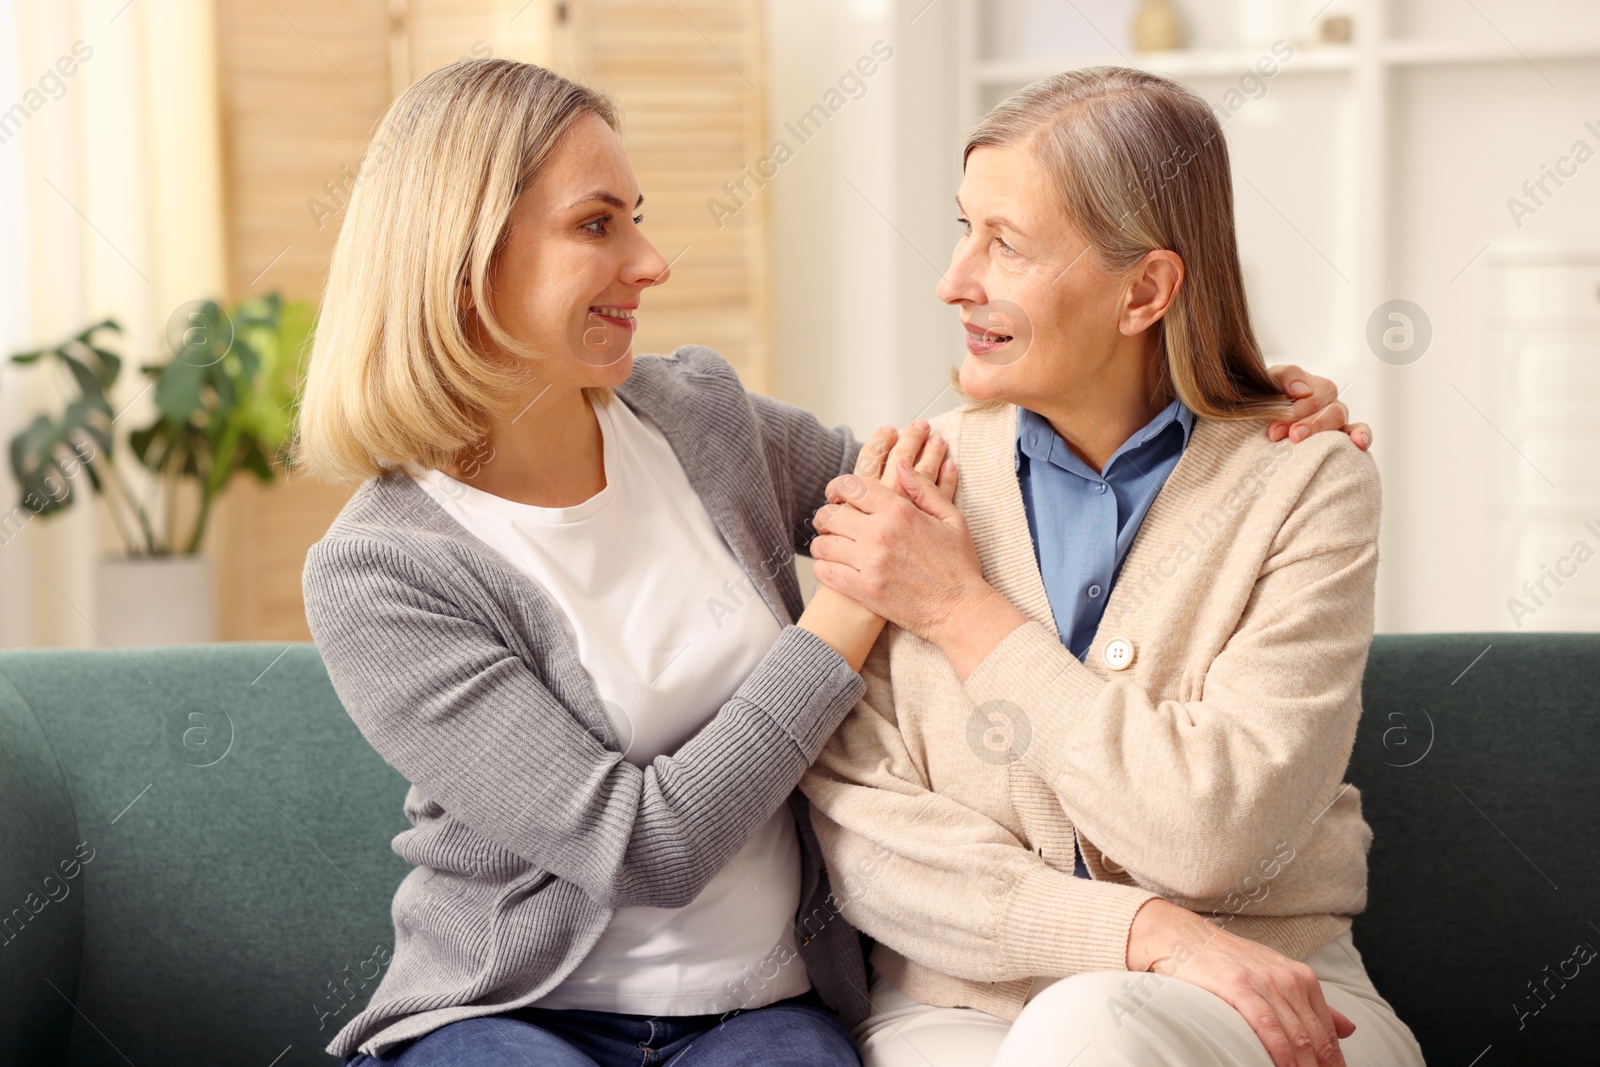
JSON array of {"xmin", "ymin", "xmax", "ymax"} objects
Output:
[{"xmin": 95, "ymin": 555, "xmax": 217, "ymax": 648}]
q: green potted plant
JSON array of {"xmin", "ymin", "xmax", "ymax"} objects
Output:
[{"xmin": 7, "ymin": 293, "xmax": 315, "ymax": 645}]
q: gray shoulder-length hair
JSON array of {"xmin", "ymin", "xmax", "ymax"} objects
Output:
[{"xmin": 966, "ymin": 66, "xmax": 1288, "ymax": 421}]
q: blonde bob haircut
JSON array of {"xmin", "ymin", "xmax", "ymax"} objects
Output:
[
  {"xmin": 965, "ymin": 66, "xmax": 1288, "ymax": 421},
  {"xmin": 292, "ymin": 59, "xmax": 619, "ymax": 485}
]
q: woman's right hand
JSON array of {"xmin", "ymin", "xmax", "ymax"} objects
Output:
[
  {"xmin": 798, "ymin": 419, "xmax": 955, "ymax": 671},
  {"xmin": 1126, "ymin": 898, "xmax": 1357, "ymax": 1067},
  {"xmin": 852, "ymin": 419, "xmax": 957, "ymax": 501}
]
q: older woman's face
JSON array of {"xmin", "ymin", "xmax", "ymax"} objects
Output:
[
  {"xmin": 477, "ymin": 113, "xmax": 669, "ymax": 392},
  {"xmin": 937, "ymin": 141, "xmax": 1136, "ymax": 410}
]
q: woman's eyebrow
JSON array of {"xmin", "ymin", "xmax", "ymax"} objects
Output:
[
  {"xmin": 955, "ymin": 195, "xmax": 1030, "ymax": 238},
  {"xmin": 566, "ymin": 191, "xmax": 645, "ymax": 211}
]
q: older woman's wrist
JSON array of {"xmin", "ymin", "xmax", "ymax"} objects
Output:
[
  {"xmin": 1126, "ymin": 896, "xmax": 1209, "ymax": 972},
  {"xmin": 930, "ymin": 586, "xmax": 1030, "ymax": 681}
]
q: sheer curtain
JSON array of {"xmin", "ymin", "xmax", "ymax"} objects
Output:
[
  {"xmin": 0, "ymin": 0, "xmax": 29, "ymax": 644},
  {"xmin": 0, "ymin": 0, "xmax": 223, "ymax": 648}
]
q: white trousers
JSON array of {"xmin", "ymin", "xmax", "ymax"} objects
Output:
[{"xmin": 853, "ymin": 931, "xmax": 1425, "ymax": 1067}]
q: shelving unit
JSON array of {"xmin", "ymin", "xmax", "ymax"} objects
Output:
[{"xmin": 952, "ymin": 0, "xmax": 1600, "ymax": 631}]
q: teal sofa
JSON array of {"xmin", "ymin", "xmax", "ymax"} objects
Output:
[{"xmin": 2, "ymin": 635, "xmax": 1597, "ymax": 1065}]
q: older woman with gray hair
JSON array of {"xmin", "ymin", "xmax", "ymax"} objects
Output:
[{"xmin": 804, "ymin": 67, "xmax": 1423, "ymax": 1067}]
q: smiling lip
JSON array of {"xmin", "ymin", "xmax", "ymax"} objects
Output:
[
  {"xmin": 589, "ymin": 304, "xmax": 639, "ymax": 332},
  {"xmin": 962, "ymin": 319, "xmax": 1012, "ymax": 356}
]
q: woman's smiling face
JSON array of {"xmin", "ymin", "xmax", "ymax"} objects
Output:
[
  {"xmin": 475, "ymin": 112, "xmax": 670, "ymax": 393},
  {"xmin": 937, "ymin": 140, "xmax": 1162, "ymax": 412}
]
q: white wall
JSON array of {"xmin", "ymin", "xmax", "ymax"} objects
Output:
[
  {"xmin": 1385, "ymin": 61, "xmax": 1600, "ymax": 633},
  {"xmin": 763, "ymin": 0, "xmax": 967, "ymax": 436}
]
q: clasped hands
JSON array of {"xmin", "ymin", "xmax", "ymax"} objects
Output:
[{"xmin": 812, "ymin": 420, "xmax": 1008, "ymax": 660}]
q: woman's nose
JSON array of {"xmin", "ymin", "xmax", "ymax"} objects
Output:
[
  {"xmin": 937, "ymin": 245, "xmax": 983, "ymax": 306},
  {"xmin": 632, "ymin": 235, "xmax": 671, "ymax": 288}
]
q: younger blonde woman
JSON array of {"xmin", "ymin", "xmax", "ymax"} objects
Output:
[{"xmin": 294, "ymin": 59, "xmax": 1362, "ymax": 1067}]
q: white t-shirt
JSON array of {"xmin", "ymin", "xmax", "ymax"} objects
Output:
[{"xmin": 406, "ymin": 394, "xmax": 810, "ymax": 1015}]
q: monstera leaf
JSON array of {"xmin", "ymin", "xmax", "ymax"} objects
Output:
[
  {"xmin": 9, "ymin": 317, "xmax": 120, "ymax": 369},
  {"xmin": 9, "ymin": 319, "xmax": 122, "ymax": 400},
  {"xmin": 8, "ymin": 399, "xmax": 108, "ymax": 518},
  {"xmin": 127, "ymin": 414, "xmax": 205, "ymax": 479},
  {"xmin": 6, "ymin": 321, "xmax": 121, "ymax": 520}
]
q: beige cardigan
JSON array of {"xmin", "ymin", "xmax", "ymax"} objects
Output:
[{"xmin": 801, "ymin": 400, "xmax": 1380, "ymax": 1022}]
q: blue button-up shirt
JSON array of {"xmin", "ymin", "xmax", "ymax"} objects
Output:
[
  {"xmin": 1015, "ymin": 399, "xmax": 1195, "ymax": 660},
  {"xmin": 1014, "ymin": 399, "xmax": 1195, "ymax": 878}
]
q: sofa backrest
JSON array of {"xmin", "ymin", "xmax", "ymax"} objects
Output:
[
  {"xmin": 0, "ymin": 643, "xmax": 411, "ymax": 1067},
  {"xmin": 1349, "ymin": 633, "xmax": 1600, "ymax": 1066}
]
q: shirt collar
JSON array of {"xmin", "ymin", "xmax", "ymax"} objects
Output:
[
  {"xmin": 1014, "ymin": 398, "xmax": 1195, "ymax": 477},
  {"xmin": 1136, "ymin": 397, "xmax": 1196, "ymax": 450}
]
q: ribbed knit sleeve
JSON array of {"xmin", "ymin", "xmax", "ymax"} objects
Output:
[{"xmin": 303, "ymin": 535, "xmax": 865, "ymax": 911}]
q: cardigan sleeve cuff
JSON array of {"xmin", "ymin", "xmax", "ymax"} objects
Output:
[
  {"xmin": 1000, "ymin": 864, "xmax": 1160, "ymax": 977},
  {"xmin": 962, "ymin": 621, "xmax": 1107, "ymax": 781},
  {"xmin": 733, "ymin": 624, "xmax": 866, "ymax": 762}
]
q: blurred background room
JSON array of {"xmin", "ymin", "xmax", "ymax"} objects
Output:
[{"xmin": 2, "ymin": 0, "xmax": 1598, "ymax": 649}]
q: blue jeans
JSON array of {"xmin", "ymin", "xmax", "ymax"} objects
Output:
[{"xmin": 343, "ymin": 989, "xmax": 859, "ymax": 1066}]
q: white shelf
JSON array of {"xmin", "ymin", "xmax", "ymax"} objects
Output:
[
  {"xmin": 973, "ymin": 46, "xmax": 1356, "ymax": 85},
  {"xmin": 971, "ymin": 41, "xmax": 1600, "ymax": 88},
  {"xmin": 1381, "ymin": 39, "xmax": 1600, "ymax": 67}
]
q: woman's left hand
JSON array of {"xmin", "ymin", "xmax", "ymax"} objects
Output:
[
  {"xmin": 1265, "ymin": 364, "xmax": 1370, "ymax": 451},
  {"xmin": 812, "ymin": 458, "xmax": 1026, "ymax": 665}
]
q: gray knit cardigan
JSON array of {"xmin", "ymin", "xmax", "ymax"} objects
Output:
[{"xmin": 302, "ymin": 346, "xmax": 872, "ymax": 1059}]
